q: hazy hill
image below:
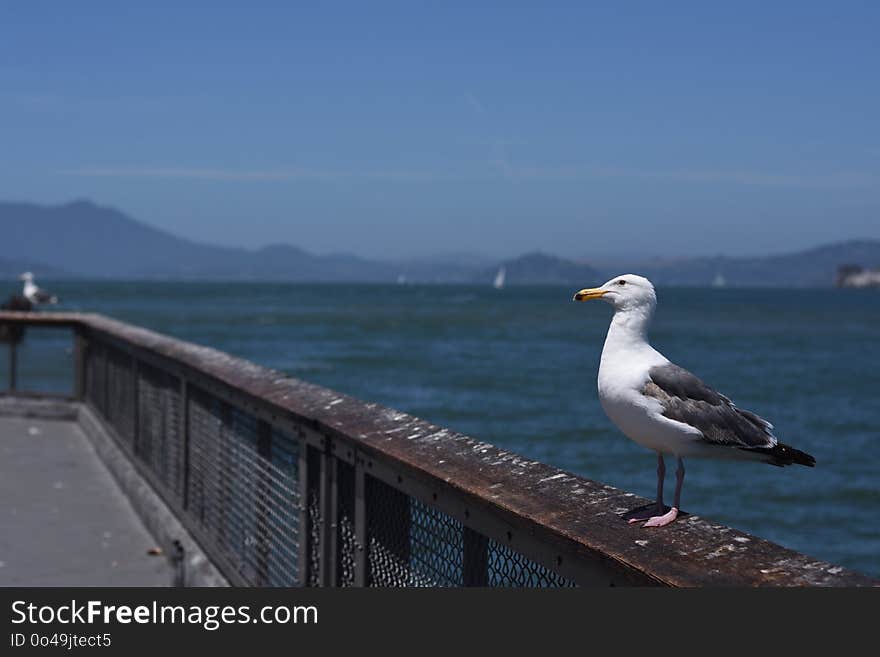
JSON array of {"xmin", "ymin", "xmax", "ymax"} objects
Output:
[
  {"xmin": 611, "ymin": 240, "xmax": 880, "ymax": 287},
  {"xmin": 0, "ymin": 200, "xmax": 396, "ymax": 281},
  {"xmin": 391, "ymin": 253, "xmax": 494, "ymax": 283},
  {"xmin": 479, "ymin": 252, "xmax": 600, "ymax": 285}
]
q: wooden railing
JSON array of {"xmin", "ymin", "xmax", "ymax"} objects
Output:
[{"xmin": 1, "ymin": 311, "xmax": 875, "ymax": 587}]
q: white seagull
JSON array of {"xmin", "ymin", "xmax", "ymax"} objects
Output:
[
  {"xmin": 19, "ymin": 272, "xmax": 58, "ymax": 305},
  {"xmin": 574, "ymin": 274, "xmax": 815, "ymax": 527}
]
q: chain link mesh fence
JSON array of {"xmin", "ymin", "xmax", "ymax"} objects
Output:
[{"xmin": 136, "ymin": 362, "xmax": 184, "ymax": 498}]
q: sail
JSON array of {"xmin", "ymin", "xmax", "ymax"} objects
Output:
[{"xmin": 493, "ymin": 266, "xmax": 506, "ymax": 289}]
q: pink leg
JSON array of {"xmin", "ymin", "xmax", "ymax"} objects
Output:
[
  {"xmin": 641, "ymin": 458, "xmax": 684, "ymax": 528},
  {"xmin": 628, "ymin": 453, "xmax": 666, "ymax": 523}
]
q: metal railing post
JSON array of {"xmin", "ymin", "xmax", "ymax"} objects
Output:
[
  {"xmin": 354, "ymin": 459, "xmax": 369, "ymax": 586},
  {"xmin": 318, "ymin": 444, "xmax": 333, "ymax": 587},
  {"xmin": 327, "ymin": 456, "xmax": 338, "ymax": 587},
  {"xmin": 102, "ymin": 346, "xmax": 109, "ymax": 414},
  {"xmin": 463, "ymin": 528, "xmax": 489, "ymax": 586},
  {"xmin": 180, "ymin": 379, "xmax": 190, "ymax": 510},
  {"xmin": 297, "ymin": 445, "xmax": 311, "ymax": 586},
  {"xmin": 73, "ymin": 331, "xmax": 86, "ymax": 400},
  {"xmin": 131, "ymin": 356, "xmax": 140, "ymax": 455},
  {"xmin": 7, "ymin": 342, "xmax": 16, "ymax": 392}
]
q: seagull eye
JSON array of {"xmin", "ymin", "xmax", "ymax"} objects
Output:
[{"xmin": 617, "ymin": 280, "xmax": 626, "ymax": 286}]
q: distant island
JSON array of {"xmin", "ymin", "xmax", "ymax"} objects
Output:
[{"xmin": 1, "ymin": 199, "xmax": 879, "ymax": 287}]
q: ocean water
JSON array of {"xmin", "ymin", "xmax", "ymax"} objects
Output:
[{"xmin": 5, "ymin": 281, "xmax": 879, "ymax": 577}]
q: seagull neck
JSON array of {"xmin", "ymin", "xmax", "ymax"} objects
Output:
[{"xmin": 604, "ymin": 306, "xmax": 653, "ymax": 352}]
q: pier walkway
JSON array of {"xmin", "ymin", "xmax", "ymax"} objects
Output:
[{"xmin": 0, "ymin": 413, "xmax": 173, "ymax": 586}]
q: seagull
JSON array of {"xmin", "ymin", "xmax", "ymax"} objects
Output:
[
  {"xmin": 574, "ymin": 274, "xmax": 815, "ymax": 527},
  {"xmin": 19, "ymin": 272, "xmax": 58, "ymax": 305}
]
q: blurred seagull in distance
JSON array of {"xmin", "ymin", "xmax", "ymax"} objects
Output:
[
  {"xmin": 20, "ymin": 272, "xmax": 58, "ymax": 305},
  {"xmin": 573, "ymin": 274, "xmax": 815, "ymax": 527}
]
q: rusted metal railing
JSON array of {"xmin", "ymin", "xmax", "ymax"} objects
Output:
[{"xmin": 0, "ymin": 311, "xmax": 875, "ymax": 587}]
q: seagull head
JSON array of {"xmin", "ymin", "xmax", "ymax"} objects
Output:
[
  {"xmin": 573, "ymin": 274, "xmax": 656, "ymax": 312},
  {"xmin": 19, "ymin": 272, "xmax": 34, "ymax": 282}
]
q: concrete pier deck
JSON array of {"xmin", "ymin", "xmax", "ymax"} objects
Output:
[{"xmin": 0, "ymin": 415, "xmax": 174, "ymax": 586}]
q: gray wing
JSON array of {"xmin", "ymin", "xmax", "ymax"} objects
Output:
[
  {"xmin": 644, "ymin": 363, "xmax": 776, "ymax": 449},
  {"xmin": 33, "ymin": 289, "xmax": 57, "ymax": 304}
]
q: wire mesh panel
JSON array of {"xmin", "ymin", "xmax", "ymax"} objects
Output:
[
  {"xmin": 265, "ymin": 427, "xmax": 301, "ymax": 586},
  {"xmin": 186, "ymin": 388, "xmax": 301, "ymax": 586},
  {"xmin": 105, "ymin": 347, "xmax": 136, "ymax": 448},
  {"xmin": 408, "ymin": 499, "xmax": 465, "ymax": 585},
  {"xmin": 487, "ymin": 538, "xmax": 575, "ymax": 587},
  {"xmin": 366, "ymin": 475, "xmax": 464, "ymax": 587},
  {"xmin": 136, "ymin": 362, "xmax": 184, "ymax": 500},
  {"xmin": 187, "ymin": 391, "xmax": 256, "ymax": 581}
]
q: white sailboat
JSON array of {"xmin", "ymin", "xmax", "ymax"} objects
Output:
[{"xmin": 493, "ymin": 266, "xmax": 506, "ymax": 289}]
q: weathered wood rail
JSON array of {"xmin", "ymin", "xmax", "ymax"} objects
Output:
[{"xmin": 1, "ymin": 310, "xmax": 876, "ymax": 587}]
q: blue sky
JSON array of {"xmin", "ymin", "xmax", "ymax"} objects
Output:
[{"xmin": 1, "ymin": 1, "xmax": 878, "ymax": 260}]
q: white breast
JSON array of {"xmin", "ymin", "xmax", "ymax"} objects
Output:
[
  {"xmin": 597, "ymin": 336, "xmax": 702, "ymax": 456},
  {"xmin": 23, "ymin": 281, "xmax": 38, "ymax": 300}
]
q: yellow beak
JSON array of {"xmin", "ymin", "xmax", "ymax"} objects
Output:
[{"xmin": 573, "ymin": 287, "xmax": 608, "ymax": 302}]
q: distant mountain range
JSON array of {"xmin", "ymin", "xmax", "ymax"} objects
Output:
[{"xmin": 1, "ymin": 200, "xmax": 878, "ymax": 287}]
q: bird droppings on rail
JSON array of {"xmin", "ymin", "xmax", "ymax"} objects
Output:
[
  {"xmin": 635, "ymin": 540, "xmax": 649, "ymax": 547},
  {"xmin": 538, "ymin": 474, "xmax": 568, "ymax": 484},
  {"xmin": 703, "ymin": 544, "xmax": 744, "ymax": 560}
]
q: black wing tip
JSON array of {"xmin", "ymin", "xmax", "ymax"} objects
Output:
[{"xmin": 751, "ymin": 442, "xmax": 816, "ymax": 468}]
